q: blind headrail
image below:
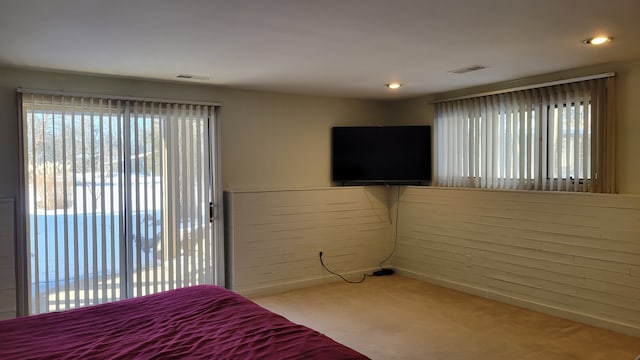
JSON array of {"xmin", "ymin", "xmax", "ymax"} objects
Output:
[
  {"xmin": 17, "ymin": 87, "xmax": 222, "ymax": 107},
  {"xmin": 432, "ymin": 72, "xmax": 615, "ymax": 104}
]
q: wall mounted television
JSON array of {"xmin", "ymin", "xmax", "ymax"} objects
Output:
[{"xmin": 331, "ymin": 125, "xmax": 431, "ymax": 185}]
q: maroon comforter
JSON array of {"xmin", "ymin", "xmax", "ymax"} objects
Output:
[{"xmin": 0, "ymin": 285, "xmax": 368, "ymax": 359}]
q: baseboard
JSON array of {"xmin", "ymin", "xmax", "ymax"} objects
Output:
[
  {"xmin": 394, "ymin": 267, "xmax": 640, "ymax": 338},
  {"xmin": 0, "ymin": 311, "xmax": 15, "ymax": 321},
  {"xmin": 393, "ymin": 268, "xmax": 490, "ymax": 299},
  {"xmin": 235, "ymin": 267, "xmax": 379, "ymax": 298}
]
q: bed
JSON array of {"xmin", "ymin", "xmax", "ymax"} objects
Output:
[{"xmin": 0, "ymin": 285, "xmax": 369, "ymax": 359}]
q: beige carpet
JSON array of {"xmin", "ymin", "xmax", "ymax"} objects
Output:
[{"xmin": 251, "ymin": 275, "xmax": 640, "ymax": 360}]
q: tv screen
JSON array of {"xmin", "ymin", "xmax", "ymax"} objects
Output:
[{"xmin": 331, "ymin": 126, "xmax": 431, "ymax": 184}]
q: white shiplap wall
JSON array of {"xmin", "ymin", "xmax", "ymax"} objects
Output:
[
  {"xmin": 225, "ymin": 187, "xmax": 394, "ymax": 295},
  {"xmin": 393, "ymin": 186, "xmax": 640, "ymax": 336},
  {"xmin": 0, "ymin": 199, "xmax": 15, "ymax": 320}
]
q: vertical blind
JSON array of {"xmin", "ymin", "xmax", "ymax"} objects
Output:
[
  {"xmin": 434, "ymin": 77, "xmax": 616, "ymax": 193},
  {"xmin": 21, "ymin": 93, "xmax": 219, "ymax": 314}
]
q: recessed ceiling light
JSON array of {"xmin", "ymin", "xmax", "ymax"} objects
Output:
[
  {"xmin": 386, "ymin": 82, "xmax": 402, "ymax": 89},
  {"xmin": 583, "ymin": 36, "xmax": 613, "ymax": 45}
]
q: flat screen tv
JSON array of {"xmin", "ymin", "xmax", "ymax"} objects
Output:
[{"xmin": 331, "ymin": 126, "xmax": 431, "ymax": 185}]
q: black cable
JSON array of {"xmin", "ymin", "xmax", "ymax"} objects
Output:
[
  {"xmin": 319, "ymin": 252, "xmax": 367, "ymax": 284},
  {"xmin": 386, "ymin": 184, "xmax": 392, "ymax": 224},
  {"xmin": 377, "ymin": 186, "xmax": 401, "ymax": 268}
]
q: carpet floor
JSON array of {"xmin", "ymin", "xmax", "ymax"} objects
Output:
[{"xmin": 251, "ymin": 275, "xmax": 640, "ymax": 360}]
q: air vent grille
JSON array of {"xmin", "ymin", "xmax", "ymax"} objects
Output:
[
  {"xmin": 449, "ymin": 65, "xmax": 487, "ymax": 74},
  {"xmin": 176, "ymin": 74, "xmax": 211, "ymax": 81}
]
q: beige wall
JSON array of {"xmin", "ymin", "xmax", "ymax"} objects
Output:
[
  {"xmin": 219, "ymin": 90, "xmax": 390, "ymax": 190},
  {"xmin": 0, "ymin": 66, "xmax": 391, "ymax": 195},
  {"xmin": 388, "ymin": 59, "xmax": 640, "ymax": 194}
]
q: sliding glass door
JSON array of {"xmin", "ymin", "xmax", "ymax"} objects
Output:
[{"xmin": 20, "ymin": 93, "xmax": 223, "ymax": 314}]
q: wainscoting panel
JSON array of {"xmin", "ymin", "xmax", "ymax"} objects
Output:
[
  {"xmin": 0, "ymin": 198, "xmax": 15, "ymax": 319},
  {"xmin": 225, "ymin": 187, "xmax": 394, "ymax": 295},
  {"xmin": 393, "ymin": 187, "xmax": 640, "ymax": 336}
]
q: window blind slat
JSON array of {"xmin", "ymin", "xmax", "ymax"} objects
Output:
[
  {"xmin": 531, "ymin": 91, "xmax": 538, "ymax": 187},
  {"xmin": 491, "ymin": 95, "xmax": 500, "ymax": 189},
  {"xmin": 188, "ymin": 106, "xmax": 197, "ymax": 286},
  {"xmin": 185, "ymin": 105, "xmax": 193, "ymax": 286},
  {"xmin": 141, "ymin": 102, "xmax": 149, "ymax": 296},
  {"xmin": 99, "ymin": 99, "xmax": 107, "ymax": 301},
  {"xmin": 90, "ymin": 99, "xmax": 99, "ymax": 304},
  {"xmin": 554, "ymin": 87, "xmax": 562, "ymax": 190},
  {"xmin": 158, "ymin": 104, "xmax": 166, "ymax": 292},
  {"xmin": 197, "ymin": 109, "xmax": 205, "ymax": 284},
  {"xmin": 61, "ymin": 98, "xmax": 70, "ymax": 309},
  {"xmin": 51, "ymin": 99, "xmax": 61, "ymax": 310},
  {"xmin": 505, "ymin": 94, "xmax": 513, "ymax": 188},
  {"xmin": 70, "ymin": 98, "xmax": 80, "ymax": 307},
  {"xmin": 518, "ymin": 92, "xmax": 525, "ymax": 185},
  {"xmin": 480, "ymin": 98, "xmax": 487, "ymax": 188},
  {"xmin": 27, "ymin": 95, "xmax": 40, "ymax": 313},
  {"xmin": 582, "ymin": 82, "xmax": 590, "ymax": 192},
  {"xmin": 132, "ymin": 102, "xmax": 141, "ymax": 296},
  {"xmin": 572, "ymin": 84, "xmax": 579, "ymax": 192},
  {"xmin": 564, "ymin": 86, "xmax": 571, "ymax": 190},
  {"xmin": 81, "ymin": 98, "xmax": 89, "ymax": 307},
  {"xmin": 117, "ymin": 100, "xmax": 126, "ymax": 300},
  {"xmin": 180, "ymin": 104, "xmax": 188, "ymax": 287},
  {"xmin": 540, "ymin": 89, "xmax": 548, "ymax": 191},
  {"xmin": 150, "ymin": 103, "xmax": 158, "ymax": 294},
  {"xmin": 169, "ymin": 104, "xmax": 178, "ymax": 289},
  {"xmin": 107, "ymin": 100, "xmax": 115, "ymax": 301}
]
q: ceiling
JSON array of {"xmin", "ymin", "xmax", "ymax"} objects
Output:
[{"xmin": 0, "ymin": 0, "xmax": 639, "ymax": 99}]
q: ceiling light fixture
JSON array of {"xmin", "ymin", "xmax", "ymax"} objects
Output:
[
  {"xmin": 386, "ymin": 82, "xmax": 402, "ymax": 89},
  {"xmin": 583, "ymin": 36, "xmax": 613, "ymax": 45}
]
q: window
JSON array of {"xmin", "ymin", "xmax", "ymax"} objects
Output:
[
  {"xmin": 547, "ymin": 102, "xmax": 591, "ymax": 182},
  {"xmin": 434, "ymin": 76, "xmax": 616, "ymax": 193},
  {"xmin": 18, "ymin": 92, "xmax": 224, "ymax": 314}
]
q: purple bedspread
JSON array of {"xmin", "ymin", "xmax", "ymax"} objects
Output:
[{"xmin": 0, "ymin": 285, "xmax": 369, "ymax": 359}]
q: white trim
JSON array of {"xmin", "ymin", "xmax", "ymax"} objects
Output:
[
  {"xmin": 15, "ymin": 92, "xmax": 28, "ymax": 317},
  {"xmin": 224, "ymin": 185, "xmax": 388, "ymax": 193},
  {"xmin": 394, "ymin": 268, "xmax": 640, "ymax": 338},
  {"xmin": 433, "ymin": 72, "xmax": 616, "ymax": 103},
  {"xmin": 212, "ymin": 106, "xmax": 225, "ymax": 287},
  {"xmin": 237, "ymin": 267, "xmax": 380, "ymax": 298},
  {"xmin": 17, "ymin": 88, "xmax": 222, "ymax": 107}
]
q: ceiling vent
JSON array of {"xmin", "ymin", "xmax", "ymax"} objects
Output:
[
  {"xmin": 449, "ymin": 65, "xmax": 487, "ymax": 74},
  {"xmin": 176, "ymin": 74, "xmax": 211, "ymax": 81}
]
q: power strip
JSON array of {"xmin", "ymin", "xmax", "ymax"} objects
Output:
[{"xmin": 372, "ymin": 268, "xmax": 395, "ymax": 276}]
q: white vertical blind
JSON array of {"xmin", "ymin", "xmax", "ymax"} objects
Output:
[
  {"xmin": 434, "ymin": 77, "xmax": 615, "ymax": 192},
  {"xmin": 21, "ymin": 93, "xmax": 220, "ymax": 314}
]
